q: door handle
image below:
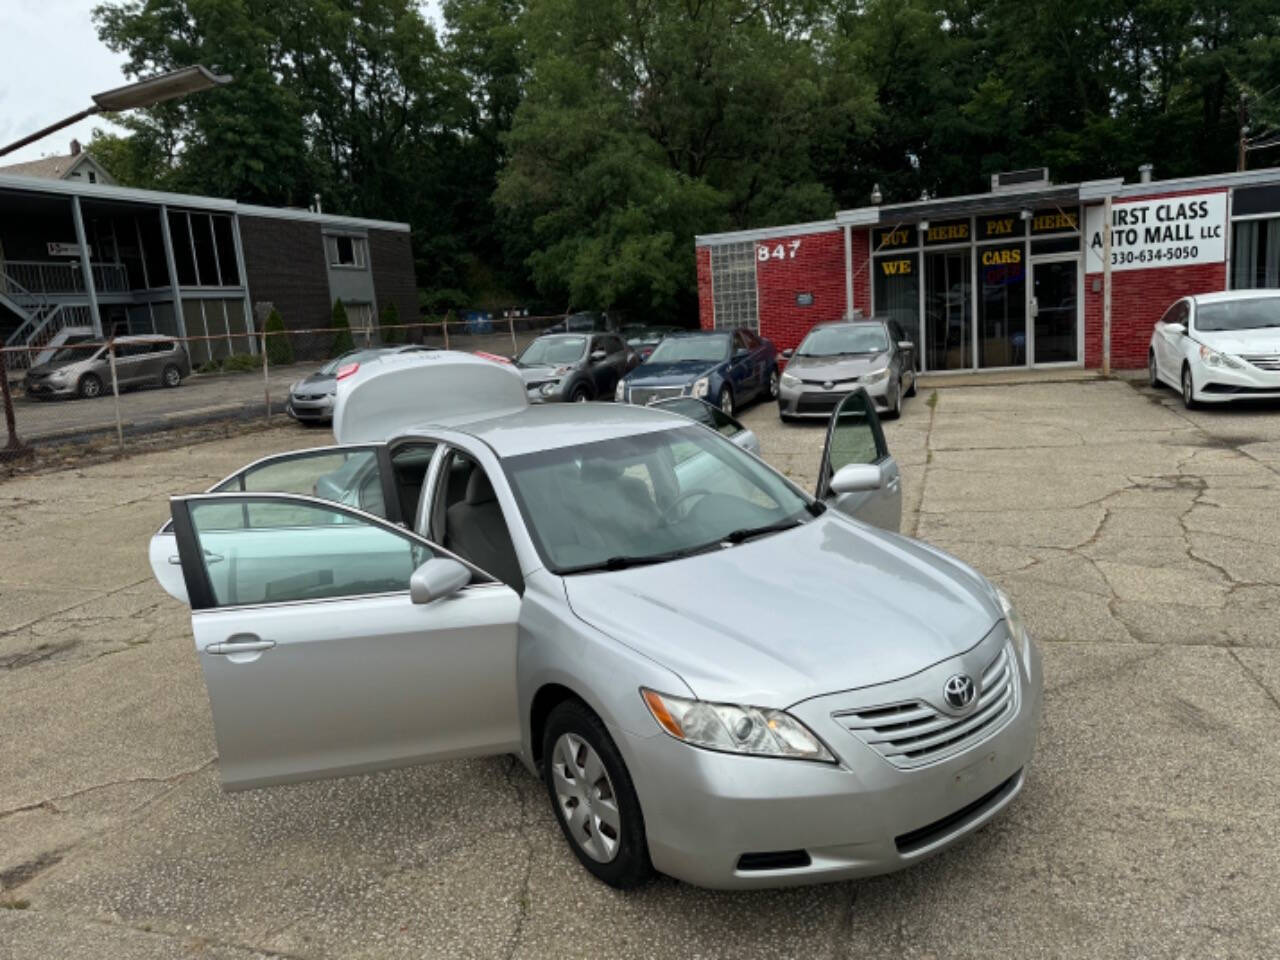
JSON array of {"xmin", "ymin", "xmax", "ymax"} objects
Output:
[{"xmin": 205, "ymin": 635, "xmax": 276, "ymax": 655}]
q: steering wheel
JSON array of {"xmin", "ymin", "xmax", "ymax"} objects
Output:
[{"xmin": 663, "ymin": 489, "xmax": 711, "ymax": 523}]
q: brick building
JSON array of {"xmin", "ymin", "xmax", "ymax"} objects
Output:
[
  {"xmin": 696, "ymin": 167, "xmax": 1280, "ymax": 372},
  {"xmin": 1, "ymin": 170, "xmax": 415, "ymax": 372}
]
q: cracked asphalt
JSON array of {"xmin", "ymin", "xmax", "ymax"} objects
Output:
[{"xmin": 2, "ymin": 375, "xmax": 1279, "ymax": 959}]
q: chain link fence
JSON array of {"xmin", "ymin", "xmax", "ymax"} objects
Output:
[{"xmin": 1, "ymin": 313, "xmax": 569, "ymax": 465}]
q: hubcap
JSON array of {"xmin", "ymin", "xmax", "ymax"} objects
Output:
[
  {"xmin": 84, "ymin": 380, "xmax": 99, "ymax": 397},
  {"xmin": 720, "ymin": 391, "xmax": 733, "ymax": 415},
  {"xmin": 551, "ymin": 733, "xmax": 621, "ymax": 863},
  {"xmin": 574, "ymin": 390, "xmax": 588, "ymax": 402},
  {"xmin": 1183, "ymin": 369, "xmax": 1192, "ymax": 403},
  {"xmin": 769, "ymin": 371, "xmax": 779, "ymax": 398},
  {"xmin": 166, "ymin": 369, "xmax": 179, "ymax": 385}
]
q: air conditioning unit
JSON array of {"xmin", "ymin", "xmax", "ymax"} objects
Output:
[{"xmin": 990, "ymin": 168, "xmax": 1050, "ymax": 193}]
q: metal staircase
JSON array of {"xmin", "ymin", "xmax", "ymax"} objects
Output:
[{"xmin": 1, "ymin": 269, "xmax": 95, "ymax": 371}]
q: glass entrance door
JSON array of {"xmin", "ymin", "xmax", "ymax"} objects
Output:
[
  {"xmin": 924, "ymin": 250, "xmax": 971, "ymax": 371},
  {"xmin": 1030, "ymin": 260, "xmax": 1079, "ymax": 363},
  {"xmin": 978, "ymin": 243, "xmax": 1026, "ymax": 367}
]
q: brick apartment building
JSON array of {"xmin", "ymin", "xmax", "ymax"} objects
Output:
[
  {"xmin": 695, "ymin": 166, "xmax": 1280, "ymax": 372},
  {"xmin": 0, "ymin": 166, "xmax": 416, "ymax": 372}
]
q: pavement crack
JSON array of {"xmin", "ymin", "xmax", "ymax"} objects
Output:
[
  {"xmin": 0, "ymin": 850, "xmax": 65, "ymax": 892},
  {"xmin": 500, "ymin": 756, "xmax": 537, "ymax": 960},
  {"xmin": 1228, "ymin": 649, "xmax": 1280, "ymax": 714},
  {"xmin": 0, "ymin": 758, "xmax": 217, "ymax": 822},
  {"xmin": 909, "ymin": 392, "xmax": 939, "ymax": 540}
]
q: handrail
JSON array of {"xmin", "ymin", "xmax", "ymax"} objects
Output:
[{"xmin": 2, "ymin": 260, "xmax": 129, "ymax": 295}]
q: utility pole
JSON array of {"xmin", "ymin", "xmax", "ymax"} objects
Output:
[{"xmin": 1238, "ymin": 93, "xmax": 1248, "ymax": 172}]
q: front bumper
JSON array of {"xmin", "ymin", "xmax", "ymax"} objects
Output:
[
  {"xmin": 25, "ymin": 378, "xmax": 77, "ymax": 398},
  {"xmin": 778, "ymin": 376, "xmax": 893, "ymax": 418},
  {"xmin": 1191, "ymin": 355, "xmax": 1280, "ymax": 403},
  {"xmin": 620, "ymin": 625, "xmax": 1043, "ymax": 889},
  {"xmin": 286, "ymin": 394, "xmax": 334, "ymax": 421}
]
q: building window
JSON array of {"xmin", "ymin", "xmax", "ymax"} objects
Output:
[
  {"xmin": 326, "ymin": 234, "xmax": 368, "ymax": 269},
  {"xmin": 710, "ymin": 241, "xmax": 757, "ymax": 330},
  {"xmin": 1232, "ymin": 219, "xmax": 1280, "ymax": 289},
  {"xmin": 88, "ymin": 171, "xmax": 97, "ymax": 184},
  {"xmin": 873, "ymin": 254, "xmax": 920, "ymax": 348}
]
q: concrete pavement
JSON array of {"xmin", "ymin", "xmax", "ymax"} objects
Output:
[{"xmin": 2, "ymin": 378, "xmax": 1278, "ymax": 959}]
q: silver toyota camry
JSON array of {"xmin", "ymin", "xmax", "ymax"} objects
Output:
[{"xmin": 149, "ymin": 351, "xmax": 1041, "ymax": 890}]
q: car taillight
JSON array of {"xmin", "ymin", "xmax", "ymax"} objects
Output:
[{"xmin": 336, "ymin": 362, "xmax": 359, "ymax": 380}]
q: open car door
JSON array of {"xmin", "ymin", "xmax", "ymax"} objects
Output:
[
  {"xmin": 815, "ymin": 388, "xmax": 902, "ymax": 532},
  {"xmin": 168, "ymin": 492, "xmax": 521, "ymax": 790}
]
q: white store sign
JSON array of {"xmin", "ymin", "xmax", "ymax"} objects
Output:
[{"xmin": 1084, "ymin": 192, "xmax": 1227, "ymax": 273}]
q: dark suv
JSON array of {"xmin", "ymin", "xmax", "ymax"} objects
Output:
[{"xmin": 514, "ymin": 332, "xmax": 638, "ymax": 402}]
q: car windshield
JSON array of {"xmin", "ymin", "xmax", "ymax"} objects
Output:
[
  {"xmin": 518, "ymin": 336, "xmax": 587, "ymax": 367},
  {"xmin": 1196, "ymin": 297, "xmax": 1280, "ymax": 332},
  {"xmin": 504, "ymin": 424, "xmax": 810, "ymax": 573},
  {"xmin": 647, "ymin": 334, "xmax": 729, "ymax": 364},
  {"xmin": 319, "ymin": 350, "xmax": 385, "ymax": 375},
  {"xmin": 797, "ymin": 325, "xmax": 889, "ymax": 357},
  {"xmin": 48, "ymin": 342, "xmax": 103, "ymax": 364}
]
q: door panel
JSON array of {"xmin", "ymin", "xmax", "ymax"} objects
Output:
[
  {"xmin": 174, "ymin": 494, "xmax": 521, "ymax": 790},
  {"xmin": 1030, "ymin": 260, "xmax": 1078, "ymax": 363},
  {"xmin": 816, "ymin": 389, "xmax": 902, "ymax": 532}
]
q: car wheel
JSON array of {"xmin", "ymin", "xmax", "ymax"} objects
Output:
[
  {"xmin": 767, "ymin": 368, "xmax": 779, "ymax": 400},
  {"xmin": 543, "ymin": 700, "xmax": 652, "ymax": 889},
  {"xmin": 1148, "ymin": 351, "xmax": 1160, "ymax": 389},
  {"xmin": 78, "ymin": 374, "xmax": 103, "ymax": 399},
  {"xmin": 570, "ymin": 383, "xmax": 592, "ymax": 403},
  {"xmin": 718, "ymin": 385, "xmax": 734, "ymax": 416},
  {"xmin": 885, "ymin": 379, "xmax": 903, "ymax": 420},
  {"xmin": 1181, "ymin": 364, "xmax": 1198, "ymax": 409},
  {"xmin": 904, "ymin": 369, "xmax": 918, "ymax": 398},
  {"xmin": 161, "ymin": 364, "xmax": 182, "ymax": 388}
]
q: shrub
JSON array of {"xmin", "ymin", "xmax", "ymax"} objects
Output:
[
  {"xmin": 220, "ymin": 353, "xmax": 259, "ymax": 373},
  {"xmin": 263, "ymin": 308, "xmax": 293, "ymax": 366},
  {"xmin": 380, "ymin": 300, "xmax": 400, "ymax": 344},
  {"xmin": 330, "ymin": 299, "xmax": 354, "ymax": 356}
]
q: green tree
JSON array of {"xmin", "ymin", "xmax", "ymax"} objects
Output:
[
  {"xmin": 330, "ymin": 299, "xmax": 354, "ymax": 356},
  {"xmin": 379, "ymin": 300, "xmax": 400, "ymax": 344},
  {"xmin": 263, "ymin": 308, "xmax": 293, "ymax": 366}
]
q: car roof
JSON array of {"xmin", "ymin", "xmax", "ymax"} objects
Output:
[
  {"xmin": 438, "ymin": 401, "xmax": 689, "ymax": 458},
  {"xmin": 1190, "ymin": 290, "xmax": 1280, "ymax": 306},
  {"xmin": 665, "ymin": 329, "xmax": 729, "ymax": 338}
]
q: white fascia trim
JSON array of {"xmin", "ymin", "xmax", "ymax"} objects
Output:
[
  {"xmin": 835, "ymin": 206, "xmax": 879, "ymax": 226},
  {"xmin": 1080, "ymin": 167, "xmax": 1280, "ymax": 202},
  {"xmin": 695, "ymin": 219, "xmax": 840, "ymax": 246}
]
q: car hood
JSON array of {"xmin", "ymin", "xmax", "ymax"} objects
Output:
[
  {"xmin": 1197, "ymin": 328, "xmax": 1280, "ymax": 355},
  {"xmin": 784, "ymin": 352, "xmax": 889, "ymax": 380},
  {"xmin": 293, "ymin": 373, "xmax": 336, "ymax": 394},
  {"xmin": 562, "ymin": 515, "xmax": 1000, "ymax": 708},
  {"xmin": 627, "ymin": 359, "xmax": 718, "ymax": 385}
]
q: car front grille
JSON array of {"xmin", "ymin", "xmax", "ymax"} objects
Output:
[
  {"xmin": 796, "ymin": 392, "xmax": 848, "ymax": 413},
  {"xmin": 1241, "ymin": 354, "xmax": 1280, "ymax": 372},
  {"xmin": 294, "ymin": 393, "xmax": 328, "ymax": 401},
  {"xmin": 834, "ymin": 645, "xmax": 1017, "ymax": 769},
  {"xmin": 799, "ymin": 376, "xmax": 860, "ymax": 387},
  {"xmin": 630, "ymin": 386, "xmax": 684, "ymax": 405}
]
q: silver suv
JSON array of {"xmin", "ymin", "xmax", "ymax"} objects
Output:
[{"xmin": 25, "ymin": 335, "xmax": 191, "ymax": 400}]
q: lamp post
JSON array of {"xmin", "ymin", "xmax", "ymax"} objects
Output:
[{"xmin": 0, "ymin": 65, "xmax": 232, "ymax": 158}]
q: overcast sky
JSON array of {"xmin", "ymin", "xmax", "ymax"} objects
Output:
[{"xmin": 0, "ymin": 0, "xmax": 444, "ymax": 166}]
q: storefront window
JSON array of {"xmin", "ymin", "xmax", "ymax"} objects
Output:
[
  {"xmin": 873, "ymin": 254, "xmax": 920, "ymax": 346},
  {"xmin": 1232, "ymin": 219, "xmax": 1280, "ymax": 289}
]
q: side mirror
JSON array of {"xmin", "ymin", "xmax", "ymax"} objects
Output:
[
  {"xmin": 782, "ymin": 348, "xmax": 794, "ymax": 359},
  {"xmin": 1165, "ymin": 323, "xmax": 1186, "ymax": 336},
  {"xmin": 897, "ymin": 340, "xmax": 914, "ymax": 350},
  {"xmin": 590, "ymin": 349, "xmax": 607, "ymax": 362},
  {"xmin": 410, "ymin": 557, "xmax": 470, "ymax": 604},
  {"xmin": 830, "ymin": 462, "xmax": 884, "ymax": 495},
  {"xmin": 734, "ymin": 347, "xmax": 749, "ymax": 358}
]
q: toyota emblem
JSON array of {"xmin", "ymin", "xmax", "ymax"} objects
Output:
[
  {"xmin": 943, "ymin": 674, "xmax": 976, "ymax": 710},
  {"xmin": 822, "ymin": 380, "xmax": 834, "ymax": 390}
]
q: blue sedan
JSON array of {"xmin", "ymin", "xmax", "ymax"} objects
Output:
[{"xmin": 614, "ymin": 329, "xmax": 779, "ymax": 416}]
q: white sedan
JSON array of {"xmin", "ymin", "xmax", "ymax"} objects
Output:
[{"xmin": 1149, "ymin": 290, "xmax": 1280, "ymax": 408}]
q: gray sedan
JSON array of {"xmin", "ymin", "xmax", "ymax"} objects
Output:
[
  {"xmin": 149, "ymin": 351, "xmax": 1040, "ymax": 890},
  {"xmin": 778, "ymin": 318, "xmax": 917, "ymax": 421}
]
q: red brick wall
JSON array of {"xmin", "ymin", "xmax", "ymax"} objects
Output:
[
  {"xmin": 1083, "ymin": 188, "xmax": 1228, "ymax": 369},
  {"xmin": 754, "ymin": 229, "xmax": 846, "ymax": 351},
  {"xmin": 696, "ymin": 247, "xmax": 714, "ymax": 330},
  {"xmin": 851, "ymin": 228, "xmax": 871, "ymax": 315}
]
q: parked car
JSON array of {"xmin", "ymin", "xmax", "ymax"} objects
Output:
[
  {"xmin": 149, "ymin": 351, "xmax": 1041, "ymax": 891},
  {"xmin": 1149, "ymin": 290, "xmax": 1280, "ymax": 408},
  {"xmin": 649, "ymin": 396, "xmax": 760, "ymax": 455},
  {"xmin": 546, "ymin": 310, "xmax": 616, "ymax": 334},
  {"xmin": 25, "ymin": 335, "xmax": 190, "ymax": 400},
  {"xmin": 286, "ymin": 345, "xmax": 436, "ymax": 424},
  {"xmin": 778, "ymin": 318, "xmax": 917, "ymax": 422},
  {"xmin": 624, "ymin": 325, "xmax": 680, "ymax": 361},
  {"xmin": 514, "ymin": 332, "xmax": 637, "ymax": 402},
  {"xmin": 616, "ymin": 329, "xmax": 778, "ymax": 416}
]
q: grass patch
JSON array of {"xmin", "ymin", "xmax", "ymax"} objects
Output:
[
  {"xmin": 0, "ymin": 898, "xmax": 31, "ymax": 910},
  {"xmin": 926, "ymin": 389, "xmax": 939, "ymax": 409}
]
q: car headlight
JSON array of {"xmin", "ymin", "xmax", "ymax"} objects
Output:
[
  {"xmin": 864, "ymin": 367, "xmax": 890, "ymax": 383},
  {"xmin": 615, "ymin": 380, "xmax": 626, "ymax": 401},
  {"xmin": 49, "ymin": 369, "xmax": 68, "ymax": 382},
  {"xmin": 691, "ymin": 376, "xmax": 710, "ymax": 398},
  {"xmin": 289, "ymin": 380, "xmax": 302, "ymax": 393},
  {"xmin": 641, "ymin": 688, "xmax": 835, "ymax": 762},
  {"xmin": 1199, "ymin": 345, "xmax": 1242, "ymax": 369},
  {"xmin": 996, "ymin": 587, "xmax": 1033, "ymax": 671},
  {"xmin": 780, "ymin": 371, "xmax": 800, "ymax": 387},
  {"xmin": 540, "ymin": 381, "xmax": 560, "ymax": 396}
]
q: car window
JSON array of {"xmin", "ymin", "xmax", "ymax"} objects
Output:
[
  {"xmin": 151, "ymin": 341, "xmax": 176, "ymax": 353},
  {"xmin": 648, "ymin": 334, "xmax": 730, "ymax": 364},
  {"xmin": 116, "ymin": 342, "xmax": 149, "ymax": 358},
  {"xmin": 797, "ymin": 325, "xmax": 890, "ymax": 357},
  {"xmin": 187, "ymin": 498, "xmax": 433, "ymax": 607},
  {"xmin": 824, "ymin": 391, "xmax": 887, "ymax": 480},
  {"xmin": 213, "ymin": 448, "xmax": 389, "ymax": 518},
  {"xmin": 518, "ymin": 336, "xmax": 588, "ymax": 367},
  {"xmin": 1194, "ymin": 296, "xmax": 1280, "ymax": 332}
]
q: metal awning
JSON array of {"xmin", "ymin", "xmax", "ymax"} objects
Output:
[{"xmin": 873, "ymin": 186, "xmax": 1080, "ymax": 226}]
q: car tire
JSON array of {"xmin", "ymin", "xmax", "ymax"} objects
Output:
[
  {"xmin": 885, "ymin": 379, "xmax": 903, "ymax": 420},
  {"xmin": 767, "ymin": 368, "xmax": 779, "ymax": 400},
  {"xmin": 161, "ymin": 364, "xmax": 182, "ymax": 388},
  {"xmin": 904, "ymin": 370, "xmax": 917, "ymax": 398},
  {"xmin": 718, "ymin": 385, "xmax": 734, "ymax": 417},
  {"xmin": 542, "ymin": 699, "xmax": 652, "ymax": 890},
  {"xmin": 78, "ymin": 373, "xmax": 103, "ymax": 400},
  {"xmin": 1148, "ymin": 351, "xmax": 1160, "ymax": 389},
  {"xmin": 570, "ymin": 383, "xmax": 592, "ymax": 403},
  {"xmin": 1181, "ymin": 364, "xmax": 1198, "ymax": 409}
]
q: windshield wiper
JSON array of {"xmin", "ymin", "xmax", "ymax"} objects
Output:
[
  {"xmin": 559, "ymin": 544, "xmax": 719, "ymax": 575},
  {"xmin": 720, "ymin": 518, "xmax": 803, "ymax": 545}
]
